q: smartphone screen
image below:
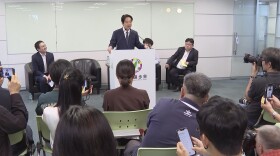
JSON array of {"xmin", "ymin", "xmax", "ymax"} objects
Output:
[
  {"xmin": 177, "ymin": 128, "xmax": 195, "ymax": 155},
  {"xmin": 3, "ymin": 68, "xmax": 15, "ymax": 78},
  {"xmin": 266, "ymin": 85, "xmax": 273, "ymax": 99},
  {"xmin": 84, "ymin": 80, "xmax": 88, "ymax": 88}
]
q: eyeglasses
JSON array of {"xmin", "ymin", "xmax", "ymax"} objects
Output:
[{"xmin": 185, "ymin": 43, "xmax": 193, "ymax": 46}]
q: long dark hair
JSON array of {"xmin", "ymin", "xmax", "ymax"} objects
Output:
[
  {"xmin": 55, "ymin": 68, "xmax": 84, "ymax": 117},
  {"xmin": 116, "ymin": 59, "xmax": 135, "ymax": 88},
  {"xmin": 53, "ymin": 105, "xmax": 117, "ymax": 156}
]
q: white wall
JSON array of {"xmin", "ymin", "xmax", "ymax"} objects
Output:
[{"xmin": 0, "ymin": 0, "xmax": 236, "ymax": 89}]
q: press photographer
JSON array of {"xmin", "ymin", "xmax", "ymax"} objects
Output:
[{"xmin": 243, "ymin": 47, "xmax": 280, "ymax": 128}]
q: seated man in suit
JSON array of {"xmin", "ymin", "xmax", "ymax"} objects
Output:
[
  {"xmin": 165, "ymin": 38, "xmax": 198, "ymax": 92},
  {"xmin": 32, "ymin": 40, "xmax": 54, "ymax": 93},
  {"xmin": 107, "ymin": 14, "xmax": 145, "ymax": 53}
]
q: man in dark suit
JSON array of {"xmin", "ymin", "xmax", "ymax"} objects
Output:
[
  {"xmin": 107, "ymin": 14, "xmax": 145, "ymax": 53},
  {"xmin": 165, "ymin": 38, "xmax": 198, "ymax": 91},
  {"xmin": 32, "ymin": 40, "xmax": 54, "ymax": 93}
]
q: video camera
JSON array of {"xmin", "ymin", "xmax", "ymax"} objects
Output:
[{"xmin": 243, "ymin": 54, "xmax": 262, "ymax": 67}]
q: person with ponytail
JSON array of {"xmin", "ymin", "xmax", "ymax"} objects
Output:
[
  {"xmin": 103, "ymin": 59, "xmax": 150, "ymax": 111},
  {"xmin": 42, "ymin": 68, "xmax": 85, "ymax": 148}
]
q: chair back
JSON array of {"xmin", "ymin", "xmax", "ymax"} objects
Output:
[
  {"xmin": 8, "ymin": 130, "xmax": 24, "ymax": 145},
  {"xmin": 137, "ymin": 147, "xmax": 177, "ymax": 156},
  {"xmin": 70, "ymin": 59, "xmax": 96, "ymax": 76},
  {"xmin": 103, "ymin": 109, "xmax": 151, "ymax": 130},
  {"xmin": 36, "ymin": 116, "xmax": 51, "ymax": 141}
]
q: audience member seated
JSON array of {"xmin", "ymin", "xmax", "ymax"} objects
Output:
[
  {"xmin": 176, "ymin": 96, "xmax": 248, "ymax": 156},
  {"xmin": 143, "ymin": 38, "xmax": 160, "ymax": 64},
  {"xmin": 32, "ymin": 40, "xmax": 54, "ymax": 93},
  {"xmin": 52, "ymin": 105, "xmax": 117, "ymax": 156},
  {"xmin": 124, "ymin": 72, "xmax": 211, "ymax": 156},
  {"xmin": 261, "ymin": 95, "xmax": 280, "ymax": 122},
  {"xmin": 165, "ymin": 38, "xmax": 198, "ymax": 92},
  {"xmin": 244, "ymin": 47, "xmax": 280, "ymax": 128},
  {"xmin": 256, "ymin": 125, "xmax": 280, "ymax": 156},
  {"xmin": 0, "ymin": 75, "xmax": 28, "ymax": 156},
  {"xmin": 42, "ymin": 68, "xmax": 85, "ymax": 147},
  {"xmin": 103, "ymin": 59, "xmax": 150, "ymax": 111},
  {"xmin": 36, "ymin": 59, "xmax": 72, "ymax": 115},
  {"xmin": 0, "ymin": 68, "xmax": 34, "ymax": 155}
]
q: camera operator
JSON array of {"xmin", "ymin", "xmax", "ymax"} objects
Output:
[
  {"xmin": 256, "ymin": 125, "xmax": 280, "ymax": 156},
  {"xmin": 244, "ymin": 47, "xmax": 280, "ymax": 128}
]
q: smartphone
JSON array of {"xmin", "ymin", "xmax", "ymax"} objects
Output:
[
  {"xmin": 177, "ymin": 128, "xmax": 195, "ymax": 156},
  {"xmin": 2, "ymin": 68, "xmax": 15, "ymax": 81},
  {"xmin": 264, "ymin": 84, "xmax": 273, "ymax": 103}
]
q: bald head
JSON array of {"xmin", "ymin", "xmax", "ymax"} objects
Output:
[{"xmin": 257, "ymin": 125, "xmax": 280, "ymax": 150}]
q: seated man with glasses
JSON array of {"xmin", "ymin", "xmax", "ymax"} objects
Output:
[{"xmin": 165, "ymin": 38, "xmax": 198, "ymax": 92}]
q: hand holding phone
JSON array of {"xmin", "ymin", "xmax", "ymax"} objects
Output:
[
  {"xmin": 177, "ymin": 128, "xmax": 195, "ymax": 156},
  {"xmin": 3, "ymin": 68, "xmax": 15, "ymax": 81},
  {"xmin": 264, "ymin": 84, "xmax": 274, "ymax": 103}
]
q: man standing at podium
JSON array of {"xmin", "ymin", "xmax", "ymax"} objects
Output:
[{"xmin": 107, "ymin": 14, "xmax": 145, "ymax": 53}]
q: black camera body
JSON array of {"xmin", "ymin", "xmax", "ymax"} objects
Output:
[
  {"xmin": 243, "ymin": 130, "xmax": 257, "ymax": 156},
  {"xmin": 244, "ymin": 54, "xmax": 262, "ymax": 67},
  {"xmin": 239, "ymin": 97, "xmax": 250, "ymax": 105}
]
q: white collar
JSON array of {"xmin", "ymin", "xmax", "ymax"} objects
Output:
[
  {"xmin": 123, "ymin": 27, "xmax": 130, "ymax": 33},
  {"xmin": 39, "ymin": 52, "xmax": 46, "ymax": 56}
]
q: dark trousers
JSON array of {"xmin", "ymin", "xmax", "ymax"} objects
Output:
[
  {"xmin": 244, "ymin": 103, "xmax": 262, "ymax": 128},
  {"xmin": 169, "ymin": 68, "xmax": 191, "ymax": 87},
  {"xmin": 12, "ymin": 125, "xmax": 34, "ymax": 156},
  {"xmin": 35, "ymin": 76, "xmax": 50, "ymax": 93},
  {"xmin": 124, "ymin": 140, "xmax": 141, "ymax": 156}
]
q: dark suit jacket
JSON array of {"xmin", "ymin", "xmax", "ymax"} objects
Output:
[
  {"xmin": 109, "ymin": 28, "xmax": 145, "ymax": 50},
  {"xmin": 31, "ymin": 52, "xmax": 54, "ymax": 77},
  {"xmin": 167, "ymin": 47, "xmax": 198, "ymax": 72},
  {"xmin": 103, "ymin": 85, "xmax": 150, "ymax": 111},
  {"xmin": 0, "ymin": 94, "xmax": 28, "ymax": 156},
  {"xmin": 0, "ymin": 87, "xmax": 11, "ymax": 111}
]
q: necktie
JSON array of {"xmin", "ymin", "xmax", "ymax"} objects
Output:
[{"xmin": 125, "ymin": 31, "xmax": 129, "ymax": 44}]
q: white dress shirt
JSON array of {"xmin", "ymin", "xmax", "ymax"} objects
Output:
[
  {"xmin": 123, "ymin": 27, "xmax": 130, "ymax": 38},
  {"xmin": 176, "ymin": 50, "xmax": 190, "ymax": 69},
  {"xmin": 39, "ymin": 52, "xmax": 47, "ymax": 73}
]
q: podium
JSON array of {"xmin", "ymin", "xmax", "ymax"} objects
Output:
[{"xmin": 109, "ymin": 49, "xmax": 156, "ymax": 108}]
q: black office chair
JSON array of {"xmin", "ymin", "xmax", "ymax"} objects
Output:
[
  {"xmin": 70, "ymin": 58, "xmax": 102, "ymax": 94},
  {"xmin": 24, "ymin": 62, "xmax": 40, "ymax": 100},
  {"xmin": 156, "ymin": 64, "xmax": 161, "ymax": 91}
]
